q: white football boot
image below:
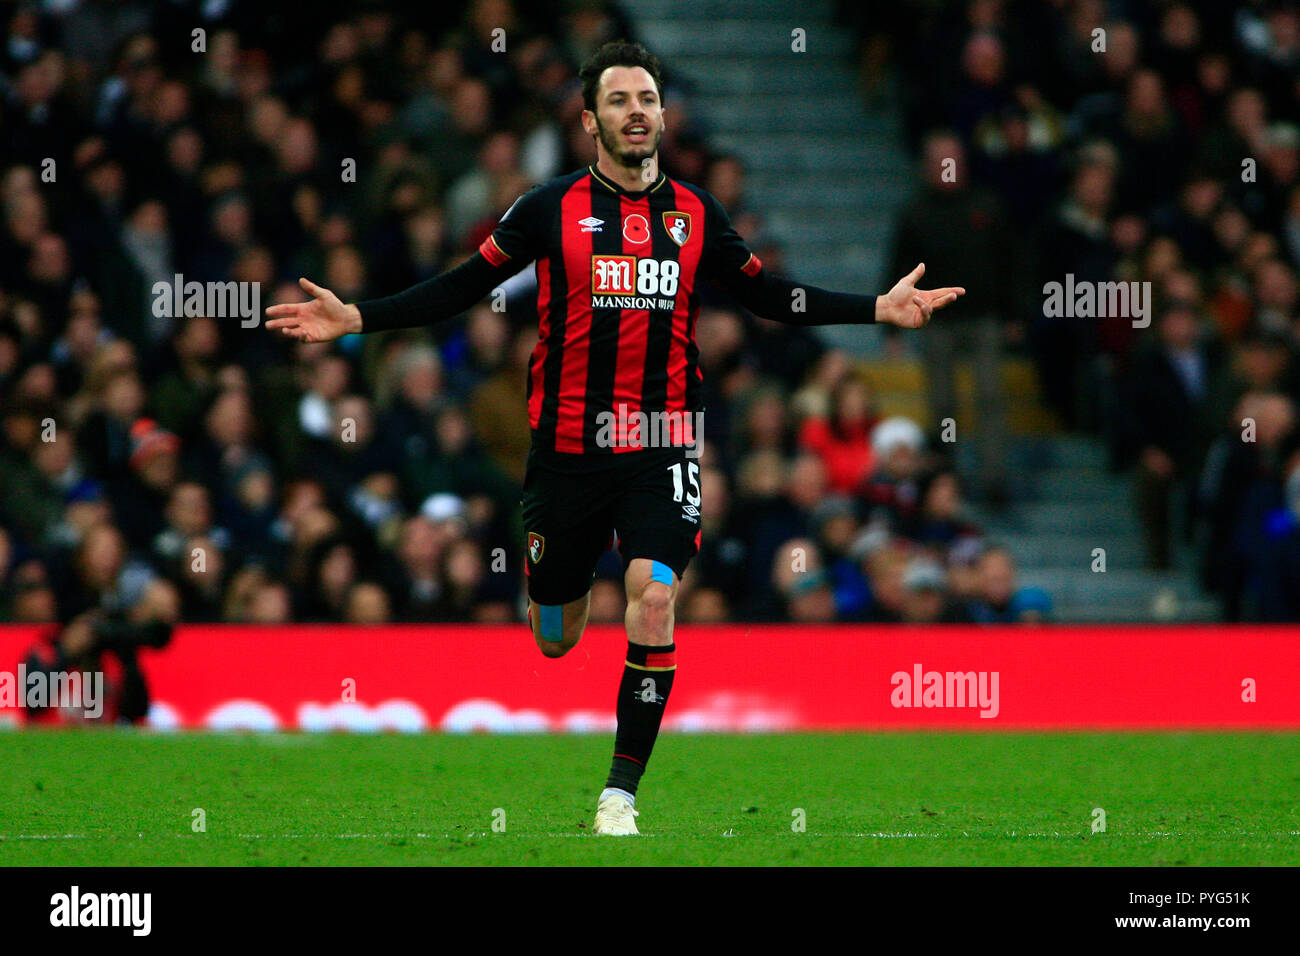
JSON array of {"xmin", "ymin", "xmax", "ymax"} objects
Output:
[{"xmin": 592, "ymin": 791, "xmax": 640, "ymax": 835}]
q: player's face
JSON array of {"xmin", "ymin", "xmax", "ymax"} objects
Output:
[{"xmin": 587, "ymin": 66, "xmax": 663, "ymax": 168}]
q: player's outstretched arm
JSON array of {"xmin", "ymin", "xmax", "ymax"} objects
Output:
[
  {"xmin": 265, "ymin": 253, "xmax": 512, "ymax": 342},
  {"xmin": 704, "ymin": 189, "xmax": 962, "ymax": 330},
  {"xmin": 716, "ymin": 259, "xmax": 963, "ymax": 330},
  {"xmin": 874, "ymin": 262, "xmax": 965, "ymax": 329}
]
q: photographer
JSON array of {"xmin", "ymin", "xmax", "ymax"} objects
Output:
[{"xmin": 21, "ymin": 524, "xmax": 178, "ymax": 726}]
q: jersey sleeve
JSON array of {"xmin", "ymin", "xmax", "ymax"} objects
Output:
[
  {"xmin": 476, "ymin": 184, "xmax": 549, "ymax": 268},
  {"xmin": 701, "ymin": 190, "xmax": 876, "ymax": 326},
  {"xmin": 701, "ymin": 189, "xmax": 764, "ymax": 283},
  {"xmin": 357, "ymin": 185, "xmax": 547, "ymax": 333}
]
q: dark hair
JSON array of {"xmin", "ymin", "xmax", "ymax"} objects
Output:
[{"xmin": 578, "ymin": 41, "xmax": 663, "ymax": 113}]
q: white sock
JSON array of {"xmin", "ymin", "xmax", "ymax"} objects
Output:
[{"xmin": 600, "ymin": 787, "xmax": 635, "ymax": 808}]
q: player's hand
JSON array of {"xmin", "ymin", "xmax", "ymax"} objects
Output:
[
  {"xmin": 264, "ymin": 277, "xmax": 362, "ymax": 342},
  {"xmin": 876, "ymin": 263, "xmax": 965, "ymax": 329}
]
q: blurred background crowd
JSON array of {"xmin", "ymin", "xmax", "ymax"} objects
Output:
[
  {"xmin": 0, "ymin": 0, "xmax": 1297, "ymax": 627},
  {"xmin": 855, "ymin": 0, "xmax": 1300, "ymax": 620}
]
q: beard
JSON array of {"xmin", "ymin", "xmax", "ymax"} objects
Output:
[{"xmin": 595, "ymin": 116, "xmax": 663, "ymax": 170}]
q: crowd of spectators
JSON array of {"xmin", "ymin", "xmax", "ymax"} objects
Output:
[
  {"xmin": 849, "ymin": 0, "xmax": 1300, "ymax": 620},
  {"xmin": 30, "ymin": 0, "xmax": 1298, "ymax": 627}
]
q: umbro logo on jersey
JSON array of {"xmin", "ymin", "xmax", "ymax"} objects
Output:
[{"xmin": 578, "ymin": 216, "xmax": 604, "ymax": 232}]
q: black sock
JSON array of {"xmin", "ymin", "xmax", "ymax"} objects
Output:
[{"xmin": 605, "ymin": 642, "xmax": 676, "ymax": 796}]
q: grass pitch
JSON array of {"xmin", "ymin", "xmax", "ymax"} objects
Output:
[{"xmin": 1, "ymin": 731, "xmax": 1296, "ymax": 866}]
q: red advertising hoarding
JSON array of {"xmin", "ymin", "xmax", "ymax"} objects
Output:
[{"xmin": 1, "ymin": 624, "xmax": 1296, "ymax": 731}]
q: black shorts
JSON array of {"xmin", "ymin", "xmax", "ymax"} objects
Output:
[{"xmin": 520, "ymin": 444, "xmax": 702, "ymax": 605}]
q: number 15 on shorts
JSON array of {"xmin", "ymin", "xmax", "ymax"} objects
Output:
[{"xmin": 668, "ymin": 461, "xmax": 701, "ymax": 510}]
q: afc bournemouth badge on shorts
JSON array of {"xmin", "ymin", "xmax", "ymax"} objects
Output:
[
  {"xmin": 527, "ymin": 532, "xmax": 545, "ymax": 564},
  {"xmin": 663, "ymin": 211, "xmax": 691, "ymax": 247}
]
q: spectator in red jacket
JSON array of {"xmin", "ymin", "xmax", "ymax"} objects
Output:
[{"xmin": 798, "ymin": 373, "xmax": 880, "ymax": 494}]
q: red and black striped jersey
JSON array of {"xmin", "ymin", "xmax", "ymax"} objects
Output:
[{"xmin": 357, "ymin": 165, "xmax": 878, "ymax": 455}]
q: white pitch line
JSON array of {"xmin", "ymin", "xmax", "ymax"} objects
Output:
[
  {"xmin": 0, "ymin": 834, "xmax": 87, "ymax": 840},
  {"xmin": 2, "ymin": 830, "xmax": 1296, "ymax": 841}
]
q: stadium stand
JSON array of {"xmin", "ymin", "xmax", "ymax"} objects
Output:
[{"xmin": 2, "ymin": 0, "xmax": 1297, "ymax": 626}]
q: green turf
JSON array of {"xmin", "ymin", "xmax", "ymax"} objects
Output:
[{"xmin": 1, "ymin": 730, "xmax": 1297, "ymax": 866}]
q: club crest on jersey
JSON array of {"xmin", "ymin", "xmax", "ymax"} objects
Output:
[
  {"xmin": 527, "ymin": 532, "xmax": 545, "ymax": 564},
  {"xmin": 623, "ymin": 213, "xmax": 650, "ymax": 245},
  {"xmin": 663, "ymin": 211, "xmax": 692, "ymax": 247}
]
